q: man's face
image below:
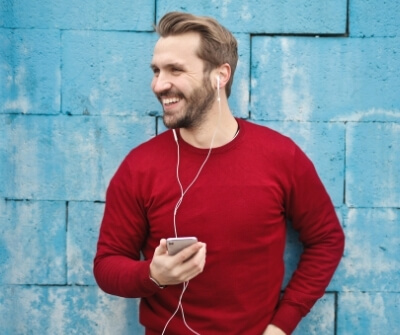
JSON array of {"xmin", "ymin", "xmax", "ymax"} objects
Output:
[{"xmin": 151, "ymin": 32, "xmax": 216, "ymax": 129}]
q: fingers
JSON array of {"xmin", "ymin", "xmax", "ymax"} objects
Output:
[
  {"xmin": 185, "ymin": 244, "xmax": 207, "ymax": 280},
  {"xmin": 150, "ymin": 240, "xmax": 207, "ymax": 286},
  {"xmin": 172, "ymin": 243, "xmax": 207, "ymax": 282},
  {"xmin": 174, "ymin": 242, "xmax": 205, "ymax": 263}
]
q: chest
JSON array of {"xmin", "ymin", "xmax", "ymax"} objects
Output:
[{"xmin": 144, "ymin": 151, "xmax": 289, "ymax": 250}]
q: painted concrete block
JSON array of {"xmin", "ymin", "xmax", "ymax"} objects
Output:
[
  {"xmin": 229, "ymin": 33, "xmax": 250, "ymax": 118},
  {"xmin": 251, "ymin": 36, "xmax": 400, "ymax": 122},
  {"xmin": 294, "ymin": 294, "xmax": 335, "ymax": 335},
  {"xmin": 0, "ymin": 285, "xmax": 143, "ymax": 334},
  {"xmin": 258, "ymin": 121, "xmax": 345, "ymax": 207},
  {"xmin": 346, "ymin": 122, "xmax": 400, "ymax": 207},
  {"xmin": 62, "ymin": 31, "xmax": 159, "ymax": 116},
  {"xmin": 156, "ymin": 0, "xmax": 347, "ymax": 34},
  {"xmin": 350, "ymin": 0, "xmax": 400, "ymax": 37},
  {"xmin": 338, "ymin": 292, "xmax": 400, "ymax": 334},
  {"xmin": 1, "ymin": 0, "xmax": 154, "ymax": 31},
  {"xmin": 0, "ymin": 200, "xmax": 66, "ymax": 284},
  {"xmin": 0, "ymin": 114, "xmax": 155, "ymax": 201},
  {"xmin": 67, "ymin": 201, "xmax": 105, "ymax": 285},
  {"xmin": 331, "ymin": 208, "xmax": 400, "ymax": 291},
  {"xmin": 0, "ymin": 28, "xmax": 60, "ymax": 114}
]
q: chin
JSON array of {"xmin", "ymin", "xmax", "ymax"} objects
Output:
[{"xmin": 162, "ymin": 115, "xmax": 178, "ymax": 129}]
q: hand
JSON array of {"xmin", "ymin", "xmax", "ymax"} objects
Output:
[
  {"xmin": 262, "ymin": 324, "xmax": 286, "ymax": 335},
  {"xmin": 149, "ymin": 238, "xmax": 206, "ymax": 286}
]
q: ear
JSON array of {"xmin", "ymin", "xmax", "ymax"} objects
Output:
[{"xmin": 214, "ymin": 63, "xmax": 231, "ymax": 90}]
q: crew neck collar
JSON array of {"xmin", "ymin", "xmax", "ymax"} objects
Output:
[{"xmin": 173, "ymin": 118, "xmax": 245, "ymax": 155}]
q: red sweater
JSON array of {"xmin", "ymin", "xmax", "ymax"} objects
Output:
[{"xmin": 94, "ymin": 118, "xmax": 344, "ymax": 335}]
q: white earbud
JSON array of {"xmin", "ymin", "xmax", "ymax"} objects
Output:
[{"xmin": 216, "ymin": 75, "xmax": 220, "ymax": 101}]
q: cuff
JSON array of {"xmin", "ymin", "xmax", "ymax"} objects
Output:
[
  {"xmin": 137, "ymin": 260, "xmax": 163, "ymax": 296},
  {"xmin": 270, "ymin": 302, "xmax": 304, "ymax": 335}
]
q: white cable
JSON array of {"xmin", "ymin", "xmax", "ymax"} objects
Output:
[
  {"xmin": 161, "ymin": 282, "xmax": 200, "ymax": 335},
  {"xmin": 180, "ymin": 284, "xmax": 201, "ymax": 335},
  {"xmin": 173, "ymin": 87, "xmax": 222, "ymax": 237},
  {"xmin": 165, "ymin": 84, "xmax": 222, "ymax": 335},
  {"xmin": 161, "ymin": 282, "xmax": 189, "ymax": 335}
]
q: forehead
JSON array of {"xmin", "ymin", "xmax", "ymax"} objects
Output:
[{"xmin": 152, "ymin": 32, "xmax": 203, "ymax": 68}]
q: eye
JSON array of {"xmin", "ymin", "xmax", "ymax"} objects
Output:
[
  {"xmin": 171, "ymin": 67, "xmax": 183, "ymax": 74},
  {"xmin": 151, "ymin": 66, "xmax": 160, "ymax": 77}
]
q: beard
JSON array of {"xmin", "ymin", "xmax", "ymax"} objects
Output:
[{"xmin": 161, "ymin": 78, "xmax": 216, "ymax": 129}]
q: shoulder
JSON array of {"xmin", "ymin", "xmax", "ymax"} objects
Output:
[
  {"xmin": 125, "ymin": 129, "xmax": 175, "ymax": 162},
  {"xmin": 238, "ymin": 119, "xmax": 313, "ymax": 171},
  {"xmin": 239, "ymin": 119, "xmax": 297, "ymax": 150},
  {"xmin": 112, "ymin": 130, "xmax": 175, "ymax": 180}
]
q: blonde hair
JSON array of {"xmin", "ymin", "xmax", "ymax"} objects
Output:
[{"xmin": 156, "ymin": 12, "xmax": 238, "ymax": 98}]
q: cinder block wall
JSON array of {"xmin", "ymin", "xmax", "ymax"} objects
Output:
[{"xmin": 1, "ymin": 1, "xmax": 399, "ymax": 334}]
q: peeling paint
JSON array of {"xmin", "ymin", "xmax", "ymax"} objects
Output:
[
  {"xmin": 3, "ymin": 66, "xmax": 31, "ymax": 114},
  {"xmin": 281, "ymin": 38, "xmax": 313, "ymax": 121},
  {"xmin": 330, "ymin": 108, "xmax": 400, "ymax": 122}
]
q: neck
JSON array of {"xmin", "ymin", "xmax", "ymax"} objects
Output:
[{"xmin": 179, "ymin": 99, "xmax": 238, "ymax": 149}]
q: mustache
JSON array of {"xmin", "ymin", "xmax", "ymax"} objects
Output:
[{"xmin": 157, "ymin": 89, "xmax": 185, "ymax": 100}]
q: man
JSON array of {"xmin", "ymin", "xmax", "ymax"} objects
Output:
[{"xmin": 94, "ymin": 12, "xmax": 345, "ymax": 335}]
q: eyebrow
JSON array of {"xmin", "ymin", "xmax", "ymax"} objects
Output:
[{"xmin": 150, "ymin": 62, "xmax": 186, "ymax": 71}]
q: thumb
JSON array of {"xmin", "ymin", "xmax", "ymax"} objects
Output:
[{"xmin": 154, "ymin": 238, "xmax": 168, "ymax": 256}]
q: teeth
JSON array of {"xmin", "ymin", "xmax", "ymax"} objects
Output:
[{"xmin": 163, "ymin": 97, "xmax": 180, "ymax": 105}]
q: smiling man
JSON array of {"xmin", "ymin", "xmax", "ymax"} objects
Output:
[
  {"xmin": 151, "ymin": 32, "xmax": 216, "ymax": 130},
  {"xmin": 94, "ymin": 12, "xmax": 344, "ymax": 335}
]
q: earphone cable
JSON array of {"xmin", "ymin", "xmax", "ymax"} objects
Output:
[
  {"xmin": 173, "ymin": 86, "xmax": 222, "ymax": 237},
  {"xmin": 166, "ymin": 80, "xmax": 223, "ymax": 334}
]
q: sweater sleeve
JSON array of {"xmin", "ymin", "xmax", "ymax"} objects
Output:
[
  {"xmin": 93, "ymin": 156, "xmax": 159, "ymax": 298},
  {"xmin": 270, "ymin": 145, "xmax": 345, "ymax": 334}
]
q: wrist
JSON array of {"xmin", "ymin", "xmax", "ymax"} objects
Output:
[
  {"xmin": 149, "ymin": 274, "xmax": 166, "ymax": 289},
  {"xmin": 263, "ymin": 324, "xmax": 286, "ymax": 335}
]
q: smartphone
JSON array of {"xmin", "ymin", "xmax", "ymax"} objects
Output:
[{"xmin": 167, "ymin": 237, "xmax": 198, "ymax": 255}]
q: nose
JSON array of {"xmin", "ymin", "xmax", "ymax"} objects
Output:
[{"xmin": 152, "ymin": 72, "xmax": 172, "ymax": 95}]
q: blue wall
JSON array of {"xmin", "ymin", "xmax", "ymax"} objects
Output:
[{"xmin": 1, "ymin": 0, "xmax": 399, "ymax": 334}]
